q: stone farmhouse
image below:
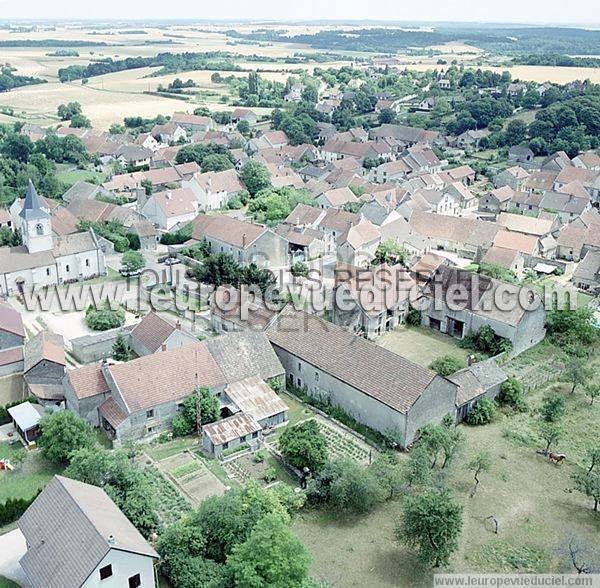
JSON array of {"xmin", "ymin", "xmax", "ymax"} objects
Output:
[
  {"xmin": 0, "ymin": 302, "xmax": 25, "ymax": 376},
  {"xmin": 267, "ymin": 306, "xmax": 458, "ymax": 447}
]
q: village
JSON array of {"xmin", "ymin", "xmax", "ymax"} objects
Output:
[{"xmin": 0, "ymin": 16, "xmax": 599, "ymax": 588}]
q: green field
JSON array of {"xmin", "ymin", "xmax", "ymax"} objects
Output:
[
  {"xmin": 293, "ymin": 372, "xmax": 600, "ymax": 586},
  {"xmin": 55, "ymin": 163, "xmax": 106, "ymax": 187}
]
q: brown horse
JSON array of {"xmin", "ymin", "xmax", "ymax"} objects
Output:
[{"xmin": 548, "ymin": 452, "xmax": 566, "ymax": 465}]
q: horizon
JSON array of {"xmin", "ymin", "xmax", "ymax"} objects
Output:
[{"xmin": 0, "ymin": 1, "xmax": 597, "ymax": 26}]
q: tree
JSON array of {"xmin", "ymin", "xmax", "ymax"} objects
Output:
[
  {"xmin": 564, "ymin": 355, "xmax": 593, "ymax": 394},
  {"xmin": 173, "ymin": 388, "xmax": 219, "ymax": 436},
  {"xmin": 497, "ymin": 376, "xmax": 527, "ymax": 411},
  {"xmin": 278, "ymin": 420, "xmax": 328, "ymax": 473},
  {"xmin": 234, "ymin": 119, "xmax": 250, "ymax": 136},
  {"xmin": 466, "ymin": 451, "xmax": 492, "ymax": 497},
  {"xmin": 373, "ymin": 239, "xmax": 407, "ymax": 266},
  {"xmin": 546, "ymin": 307, "xmax": 598, "ymax": 347},
  {"xmin": 141, "ymin": 178, "xmax": 153, "ymax": 196},
  {"xmin": 120, "ymin": 250, "xmax": 145, "ymax": 273},
  {"xmin": 195, "ymin": 482, "xmax": 290, "ymax": 563},
  {"xmin": 538, "ymin": 421, "xmax": 562, "ymax": 454},
  {"xmin": 227, "ymin": 513, "xmax": 311, "ymax": 588},
  {"xmin": 585, "ymin": 383, "xmax": 600, "ymax": 405},
  {"xmin": 403, "ymin": 444, "xmax": 433, "ymax": 488},
  {"xmin": 66, "ymin": 447, "xmax": 158, "ymax": 536},
  {"xmin": 85, "ymin": 304, "xmax": 126, "ymax": 331},
  {"xmin": 240, "ymin": 160, "xmax": 271, "ymax": 196},
  {"xmin": 429, "ymin": 355, "xmax": 466, "ymax": 376},
  {"xmin": 290, "ymin": 261, "xmax": 309, "ymax": 278},
  {"xmin": 308, "ymin": 458, "xmax": 384, "ymax": 514},
  {"xmin": 540, "ymin": 393, "xmax": 566, "ymax": 422},
  {"xmin": 466, "ymin": 397, "xmax": 497, "ymax": 426},
  {"xmin": 396, "ymin": 488, "xmax": 463, "ymax": 567},
  {"xmin": 112, "ymin": 333, "xmax": 132, "ymax": 362},
  {"xmin": 371, "ymin": 452, "xmax": 405, "ymax": 499},
  {"xmin": 195, "ymin": 253, "xmax": 241, "ymax": 287},
  {"xmin": 70, "ymin": 113, "xmax": 91, "ymax": 129},
  {"xmin": 39, "ymin": 411, "xmax": 96, "ymax": 464},
  {"xmin": 504, "ymin": 119, "xmax": 528, "ymax": 146},
  {"xmin": 57, "ymin": 101, "xmax": 82, "ymax": 121},
  {"xmin": 201, "ymin": 153, "xmax": 234, "ymax": 172},
  {"xmin": 572, "ymin": 468, "xmax": 600, "ymax": 512},
  {"xmin": 378, "ymin": 107, "xmax": 396, "ymax": 125}
]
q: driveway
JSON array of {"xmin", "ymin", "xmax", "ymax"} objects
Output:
[{"xmin": 0, "ymin": 528, "xmax": 29, "ymax": 586}]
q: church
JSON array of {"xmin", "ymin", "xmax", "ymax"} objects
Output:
[{"xmin": 0, "ymin": 181, "xmax": 106, "ymax": 296}]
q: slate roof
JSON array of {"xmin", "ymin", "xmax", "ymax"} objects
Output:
[
  {"xmin": 19, "ymin": 475, "xmax": 157, "ymax": 588},
  {"xmin": 206, "ymin": 330, "xmax": 284, "ymax": 383},
  {"xmin": 449, "ymin": 359, "xmax": 507, "ymax": 406},
  {"xmin": 20, "ymin": 180, "xmax": 48, "ymax": 221},
  {"xmin": 266, "ymin": 306, "xmax": 441, "ymax": 413},
  {"xmin": 0, "ymin": 246, "xmax": 56, "ymax": 273}
]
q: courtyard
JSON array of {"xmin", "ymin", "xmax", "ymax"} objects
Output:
[{"xmin": 377, "ymin": 324, "xmax": 470, "ymax": 368}]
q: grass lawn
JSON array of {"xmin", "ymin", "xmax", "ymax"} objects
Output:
[
  {"xmin": 145, "ymin": 436, "xmax": 198, "ymax": 461},
  {"xmin": 55, "ymin": 163, "xmax": 106, "ymax": 187},
  {"xmin": 377, "ymin": 325, "xmax": 470, "ymax": 368},
  {"xmin": 294, "ymin": 375, "xmax": 600, "ymax": 586},
  {"xmin": 0, "ymin": 444, "xmax": 63, "ymax": 504}
]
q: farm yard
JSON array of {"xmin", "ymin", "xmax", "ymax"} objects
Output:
[{"xmin": 294, "ymin": 374, "xmax": 600, "ymax": 587}]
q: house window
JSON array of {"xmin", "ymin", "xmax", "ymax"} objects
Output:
[
  {"xmin": 146, "ymin": 409, "xmax": 154, "ymax": 419},
  {"xmin": 85, "ymin": 258, "xmax": 90, "ymax": 267},
  {"xmin": 46, "ymin": 268, "xmax": 50, "ymax": 276},
  {"xmin": 297, "ymin": 362, "xmax": 302, "ymax": 371},
  {"xmin": 65, "ymin": 264, "xmax": 70, "ymax": 272},
  {"xmin": 240, "ymin": 435, "xmax": 247, "ymax": 443},
  {"xmin": 35, "ymin": 223, "xmax": 44, "ymax": 236},
  {"xmin": 128, "ymin": 574, "xmax": 142, "ymax": 588},
  {"xmin": 297, "ymin": 377, "xmax": 303, "ymax": 388},
  {"xmin": 252, "ymin": 431, "xmax": 258, "ymax": 439},
  {"xmin": 315, "ymin": 372, "xmax": 319, "ymax": 382},
  {"xmin": 223, "ymin": 441, "xmax": 229, "ymax": 449},
  {"xmin": 99, "ymin": 565, "xmax": 113, "ymax": 580}
]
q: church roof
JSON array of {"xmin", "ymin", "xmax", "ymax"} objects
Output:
[{"xmin": 20, "ymin": 180, "xmax": 49, "ymax": 221}]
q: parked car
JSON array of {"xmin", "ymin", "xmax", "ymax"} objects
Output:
[{"xmin": 163, "ymin": 257, "xmax": 181, "ymax": 266}]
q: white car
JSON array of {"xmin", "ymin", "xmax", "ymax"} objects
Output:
[{"xmin": 163, "ymin": 257, "xmax": 181, "ymax": 266}]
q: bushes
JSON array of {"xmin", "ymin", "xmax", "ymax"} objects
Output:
[
  {"xmin": 39, "ymin": 410, "xmax": 96, "ymax": 464},
  {"xmin": 0, "ymin": 491, "xmax": 40, "ymax": 526},
  {"xmin": 0, "ymin": 397, "xmax": 38, "ymax": 425},
  {"xmin": 497, "ymin": 377, "xmax": 527, "ymax": 411},
  {"xmin": 460, "ymin": 325, "xmax": 512, "ymax": 356},
  {"xmin": 466, "ymin": 397, "xmax": 497, "ymax": 426},
  {"xmin": 85, "ymin": 304, "xmax": 125, "ymax": 331},
  {"xmin": 278, "ymin": 420, "xmax": 328, "ymax": 473},
  {"xmin": 429, "ymin": 355, "xmax": 466, "ymax": 376},
  {"xmin": 172, "ymin": 389, "xmax": 220, "ymax": 437}
]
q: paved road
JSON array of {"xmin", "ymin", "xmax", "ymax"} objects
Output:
[{"xmin": 0, "ymin": 528, "xmax": 28, "ymax": 587}]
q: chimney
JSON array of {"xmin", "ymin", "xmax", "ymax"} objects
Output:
[
  {"xmin": 107, "ymin": 535, "xmax": 115, "ymax": 545},
  {"xmin": 242, "ymin": 233, "xmax": 247, "ymax": 248},
  {"xmin": 175, "ymin": 320, "xmax": 181, "ymax": 330},
  {"xmin": 161, "ymin": 343, "xmax": 167, "ymax": 352},
  {"xmin": 166, "ymin": 191, "xmax": 172, "ymax": 200}
]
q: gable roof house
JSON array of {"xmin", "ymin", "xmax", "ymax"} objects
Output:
[
  {"xmin": 337, "ymin": 219, "xmax": 381, "ymax": 267},
  {"xmin": 189, "ymin": 214, "xmax": 289, "ymax": 267},
  {"xmin": 573, "ymin": 250, "xmax": 600, "ymax": 294},
  {"xmin": 23, "ymin": 331, "xmax": 66, "ymax": 405},
  {"xmin": 248, "ymin": 130, "xmax": 290, "ymax": 152},
  {"xmin": 151, "ymin": 121, "xmax": 187, "ymax": 144},
  {"xmin": 419, "ymin": 266, "xmax": 546, "ymax": 354},
  {"xmin": 315, "ymin": 186, "xmax": 358, "ymax": 209},
  {"xmin": 183, "ymin": 169, "xmax": 245, "ymax": 211},
  {"xmin": 231, "ymin": 108, "xmax": 258, "ymax": 125},
  {"xmin": 494, "ymin": 166, "xmax": 530, "ymax": 191},
  {"xmin": 141, "ymin": 186, "xmax": 198, "ymax": 230},
  {"xmin": 267, "ymin": 306, "xmax": 458, "ymax": 447},
  {"xmin": 171, "ymin": 112, "xmax": 215, "ymax": 132},
  {"xmin": 479, "ymin": 186, "xmax": 517, "ymax": 214},
  {"xmin": 369, "ymin": 124, "xmax": 441, "ymax": 148},
  {"xmin": 129, "ymin": 312, "xmax": 199, "ymax": 357},
  {"xmin": 19, "ymin": 475, "xmax": 158, "ymax": 588}
]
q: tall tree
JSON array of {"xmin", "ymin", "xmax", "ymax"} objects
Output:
[{"xmin": 396, "ymin": 488, "xmax": 463, "ymax": 567}]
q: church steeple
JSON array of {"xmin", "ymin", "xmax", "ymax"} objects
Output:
[
  {"xmin": 20, "ymin": 179, "xmax": 48, "ymax": 221},
  {"xmin": 20, "ymin": 180, "xmax": 53, "ymax": 253}
]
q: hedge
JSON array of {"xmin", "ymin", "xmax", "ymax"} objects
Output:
[{"xmin": 0, "ymin": 490, "xmax": 40, "ymax": 526}]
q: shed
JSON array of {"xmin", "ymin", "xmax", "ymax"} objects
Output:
[
  {"xmin": 8, "ymin": 401, "xmax": 44, "ymax": 444},
  {"xmin": 202, "ymin": 413, "xmax": 262, "ymax": 458}
]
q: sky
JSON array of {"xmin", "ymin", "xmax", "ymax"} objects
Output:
[{"xmin": 0, "ymin": 0, "xmax": 596, "ymax": 25}]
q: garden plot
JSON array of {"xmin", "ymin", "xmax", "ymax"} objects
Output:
[
  {"xmin": 269, "ymin": 416, "xmax": 376, "ymax": 466},
  {"xmin": 157, "ymin": 450, "xmax": 226, "ymax": 505},
  {"xmin": 222, "ymin": 450, "xmax": 296, "ymax": 488}
]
